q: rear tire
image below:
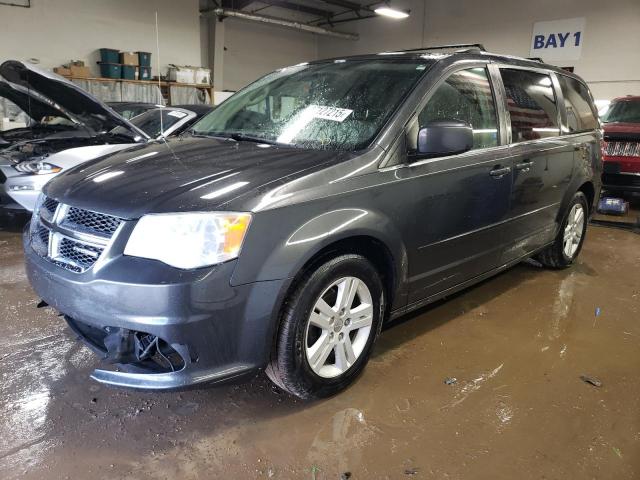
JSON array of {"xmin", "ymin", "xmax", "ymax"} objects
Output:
[
  {"xmin": 536, "ymin": 192, "xmax": 589, "ymax": 268},
  {"xmin": 266, "ymin": 254, "xmax": 384, "ymax": 400}
]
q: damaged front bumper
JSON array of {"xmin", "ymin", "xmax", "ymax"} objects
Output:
[{"xmin": 24, "ymin": 232, "xmax": 287, "ymax": 390}]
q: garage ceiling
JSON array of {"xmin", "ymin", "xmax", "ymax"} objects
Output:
[{"xmin": 201, "ymin": 0, "xmax": 378, "ymax": 27}]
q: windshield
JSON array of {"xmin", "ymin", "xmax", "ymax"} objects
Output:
[
  {"xmin": 110, "ymin": 103, "xmax": 160, "ymax": 120},
  {"xmin": 601, "ymin": 100, "xmax": 640, "ymax": 124},
  {"xmin": 127, "ymin": 108, "xmax": 190, "ymax": 138},
  {"xmin": 192, "ymin": 59, "xmax": 433, "ymax": 150}
]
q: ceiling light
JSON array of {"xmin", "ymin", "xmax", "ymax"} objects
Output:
[{"xmin": 374, "ymin": 6, "xmax": 410, "ymax": 19}]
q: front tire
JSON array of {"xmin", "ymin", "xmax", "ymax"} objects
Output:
[
  {"xmin": 266, "ymin": 254, "xmax": 384, "ymax": 399},
  {"xmin": 536, "ymin": 191, "xmax": 589, "ymax": 268}
]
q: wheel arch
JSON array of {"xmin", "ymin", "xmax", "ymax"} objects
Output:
[
  {"xmin": 291, "ymin": 235, "xmax": 399, "ymax": 313},
  {"xmin": 577, "ymin": 180, "xmax": 596, "ymax": 213},
  {"xmin": 557, "ymin": 179, "xmax": 597, "ymax": 227}
]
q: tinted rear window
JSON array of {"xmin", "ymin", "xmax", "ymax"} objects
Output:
[
  {"xmin": 501, "ymin": 69, "xmax": 560, "ymax": 142},
  {"xmin": 558, "ymin": 75, "xmax": 598, "ymax": 132}
]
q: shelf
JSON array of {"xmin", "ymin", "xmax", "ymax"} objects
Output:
[
  {"xmin": 64, "ymin": 76, "xmax": 214, "ymax": 105},
  {"xmin": 66, "ymin": 76, "xmax": 213, "ymax": 89}
]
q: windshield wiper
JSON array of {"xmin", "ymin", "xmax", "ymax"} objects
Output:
[
  {"xmin": 228, "ymin": 133, "xmax": 280, "ymax": 145},
  {"xmin": 190, "ymin": 131, "xmax": 238, "ymax": 142},
  {"xmin": 192, "ymin": 131, "xmax": 287, "ymax": 146}
]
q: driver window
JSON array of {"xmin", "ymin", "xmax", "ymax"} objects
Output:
[{"xmin": 410, "ymin": 67, "xmax": 499, "ymax": 151}]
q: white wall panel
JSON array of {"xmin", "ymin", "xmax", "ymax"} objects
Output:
[
  {"xmin": 318, "ymin": 0, "xmax": 640, "ymax": 100},
  {"xmin": 0, "ymin": 0, "xmax": 201, "ymax": 77},
  {"xmin": 221, "ymin": 17, "xmax": 318, "ymax": 91}
]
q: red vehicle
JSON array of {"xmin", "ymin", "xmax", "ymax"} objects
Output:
[{"xmin": 601, "ymin": 96, "xmax": 640, "ymax": 193}]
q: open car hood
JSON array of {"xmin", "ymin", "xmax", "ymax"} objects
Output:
[
  {"xmin": 0, "ymin": 79, "xmax": 68, "ymax": 122},
  {"xmin": 0, "ymin": 60, "xmax": 149, "ymax": 141}
]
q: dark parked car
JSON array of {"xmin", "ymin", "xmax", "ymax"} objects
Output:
[
  {"xmin": 24, "ymin": 47, "xmax": 601, "ymax": 399},
  {"xmin": 124, "ymin": 104, "xmax": 215, "ymax": 139},
  {"xmin": 600, "ymin": 96, "xmax": 640, "ymax": 193},
  {"xmin": 108, "ymin": 102, "xmax": 161, "ymax": 120}
]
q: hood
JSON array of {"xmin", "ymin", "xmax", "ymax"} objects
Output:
[
  {"xmin": 603, "ymin": 122, "xmax": 640, "ymax": 139},
  {"xmin": 44, "ymin": 136, "xmax": 352, "ymax": 218},
  {"xmin": 0, "ymin": 79, "xmax": 66, "ymax": 121},
  {"xmin": 0, "ymin": 60, "xmax": 149, "ymax": 140}
]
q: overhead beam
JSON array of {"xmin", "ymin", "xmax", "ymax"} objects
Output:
[
  {"xmin": 258, "ymin": 0, "xmax": 333, "ymax": 18},
  {"xmin": 316, "ymin": 14, "xmax": 376, "ymax": 26},
  {"xmin": 319, "ymin": 0, "xmax": 366, "ymax": 11},
  {"xmin": 202, "ymin": 8, "xmax": 359, "ymax": 40}
]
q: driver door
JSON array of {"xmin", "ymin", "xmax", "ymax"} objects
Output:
[{"xmin": 400, "ymin": 66, "xmax": 515, "ymax": 305}]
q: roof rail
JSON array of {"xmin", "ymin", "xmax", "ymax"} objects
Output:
[
  {"xmin": 526, "ymin": 57, "xmax": 545, "ymax": 63},
  {"xmin": 398, "ymin": 43, "xmax": 487, "ymax": 53}
]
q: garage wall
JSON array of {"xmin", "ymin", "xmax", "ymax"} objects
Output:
[
  {"xmin": 0, "ymin": 0, "xmax": 201, "ymax": 76},
  {"xmin": 207, "ymin": 17, "xmax": 318, "ymax": 92},
  {"xmin": 318, "ymin": 0, "xmax": 640, "ymax": 100}
]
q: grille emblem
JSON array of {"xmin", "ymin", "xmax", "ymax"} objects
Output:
[{"xmin": 72, "ymin": 246, "xmax": 100, "ymax": 258}]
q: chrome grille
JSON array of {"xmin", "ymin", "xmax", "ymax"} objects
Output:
[
  {"xmin": 604, "ymin": 141, "xmax": 640, "ymax": 157},
  {"xmin": 58, "ymin": 238, "xmax": 102, "ymax": 271},
  {"xmin": 31, "ymin": 225, "xmax": 49, "ymax": 257},
  {"xmin": 30, "ymin": 197, "xmax": 124, "ymax": 273},
  {"xmin": 43, "ymin": 197, "xmax": 59, "ymax": 214},
  {"xmin": 62, "ymin": 207, "xmax": 122, "ymax": 237},
  {"xmin": 40, "ymin": 198, "xmax": 59, "ymax": 223}
]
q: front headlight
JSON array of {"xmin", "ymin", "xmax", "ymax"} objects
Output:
[
  {"xmin": 14, "ymin": 161, "xmax": 62, "ymax": 175},
  {"xmin": 124, "ymin": 212, "xmax": 252, "ymax": 269}
]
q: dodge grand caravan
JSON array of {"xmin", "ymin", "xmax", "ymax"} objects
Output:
[{"xmin": 25, "ymin": 46, "xmax": 602, "ymax": 399}]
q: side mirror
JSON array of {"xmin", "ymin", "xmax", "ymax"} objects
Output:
[{"xmin": 417, "ymin": 120, "xmax": 473, "ymax": 157}]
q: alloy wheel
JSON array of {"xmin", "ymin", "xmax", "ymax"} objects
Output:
[
  {"xmin": 304, "ymin": 276, "xmax": 374, "ymax": 378},
  {"xmin": 563, "ymin": 203, "xmax": 585, "ymax": 258}
]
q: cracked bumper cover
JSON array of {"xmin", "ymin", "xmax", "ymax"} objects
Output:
[{"xmin": 24, "ymin": 232, "xmax": 287, "ymax": 389}]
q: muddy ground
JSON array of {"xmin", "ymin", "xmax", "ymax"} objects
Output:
[{"xmin": 1, "ymin": 213, "xmax": 639, "ymax": 479}]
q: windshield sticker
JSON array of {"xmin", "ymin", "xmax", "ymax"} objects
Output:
[
  {"xmin": 309, "ymin": 105, "xmax": 353, "ymax": 122},
  {"xmin": 168, "ymin": 111, "xmax": 188, "ymax": 118},
  {"xmin": 276, "ymin": 105, "xmax": 353, "ymax": 144}
]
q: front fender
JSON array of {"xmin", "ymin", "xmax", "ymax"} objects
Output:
[{"xmin": 230, "ymin": 205, "xmax": 408, "ymax": 293}]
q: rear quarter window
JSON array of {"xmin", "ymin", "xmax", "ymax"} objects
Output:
[
  {"xmin": 501, "ymin": 68, "xmax": 560, "ymax": 143},
  {"xmin": 558, "ymin": 75, "xmax": 598, "ymax": 133}
]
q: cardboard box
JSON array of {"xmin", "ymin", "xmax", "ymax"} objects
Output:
[
  {"xmin": 120, "ymin": 52, "xmax": 139, "ymax": 66},
  {"xmin": 70, "ymin": 65, "xmax": 91, "ymax": 78},
  {"xmin": 53, "ymin": 67, "xmax": 72, "ymax": 77},
  {"xmin": 69, "ymin": 60, "xmax": 85, "ymax": 67}
]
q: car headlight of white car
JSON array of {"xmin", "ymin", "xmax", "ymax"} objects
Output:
[
  {"xmin": 124, "ymin": 212, "xmax": 252, "ymax": 269},
  {"xmin": 14, "ymin": 160, "xmax": 62, "ymax": 175}
]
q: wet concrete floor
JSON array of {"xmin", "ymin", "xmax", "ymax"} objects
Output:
[{"xmin": 1, "ymin": 213, "xmax": 639, "ymax": 479}]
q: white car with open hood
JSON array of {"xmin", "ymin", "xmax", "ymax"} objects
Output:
[{"xmin": 0, "ymin": 60, "xmax": 151, "ymax": 211}]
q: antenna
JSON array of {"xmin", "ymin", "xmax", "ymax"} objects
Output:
[
  {"xmin": 155, "ymin": 11, "xmax": 164, "ymax": 138},
  {"xmin": 153, "ymin": 11, "xmax": 180, "ymax": 164}
]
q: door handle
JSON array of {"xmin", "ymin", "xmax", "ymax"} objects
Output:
[
  {"xmin": 515, "ymin": 160, "xmax": 534, "ymax": 172},
  {"xmin": 489, "ymin": 166, "xmax": 511, "ymax": 178}
]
